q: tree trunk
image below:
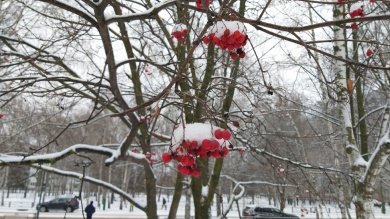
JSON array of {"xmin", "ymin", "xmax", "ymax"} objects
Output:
[
  {"xmin": 279, "ymin": 187, "xmax": 286, "ymax": 212},
  {"xmin": 185, "ymin": 187, "xmax": 191, "ymax": 219},
  {"xmin": 354, "ymin": 186, "xmax": 375, "ymax": 219},
  {"xmin": 168, "ymin": 174, "xmax": 183, "ymax": 219}
]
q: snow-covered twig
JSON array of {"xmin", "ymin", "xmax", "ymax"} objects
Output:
[
  {"xmin": 105, "ymin": 0, "xmax": 176, "ymax": 24},
  {"xmin": 0, "ymin": 143, "xmax": 146, "ymax": 166},
  {"xmin": 38, "ymin": 0, "xmax": 97, "ymax": 26}
]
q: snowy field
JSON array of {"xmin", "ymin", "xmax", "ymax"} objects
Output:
[{"xmin": 0, "ymin": 191, "xmax": 390, "ymax": 218}]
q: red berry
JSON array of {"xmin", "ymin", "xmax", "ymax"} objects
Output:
[
  {"xmin": 162, "ymin": 153, "xmax": 172, "ymax": 163},
  {"xmin": 227, "ymin": 45, "xmax": 235, "ymax": 51},
  {"xmin": 351, "ymin": 22, "xmax": 359, "ymax": 31},
  {"xmin": 196, "ymin": 0, "xmax": 211, "ymax": 9},
  {"xmin": 214, "ymin": 129, "xmax": 223, "ymax": 139},
  {"xmin": 190, "ymin": 140, "xmax": 198, "ymax": 149},
  {"xmin": 177, "ymin": 164, "xmax": 191, "ymax": 175},
  {"xmin": 212, "ymin": 36, "xmax": 220, "ymax": 45},
  {"xmin": 366, "ymin": 48, "xmax": 373, "ymax": 57},
  {"xmin": 238, "ymin": 50, "xmax": 246, "ymax": 58},
  {"xmin": 181, "ymin": 156, "xmax": 195, "ymax": 166},
  {"xmin": 191, "ymin": 168, "xmax": 201, "ymax": 177},
  {"xmin": 174, "ymin": 155, "xmax": 182, "ymax": 162},
  {"xmin": 232, "ymin": 120, "xmax": 240, "ymax": 127},
  {"xmin": 211, "ymin": 150, "xmax": 221, "ymax": 158},
  {"xmin": 210, "ymin": 140, "xmax": 220, "ymax": 151},
  {"xmin": 223, "ymin": 29, "xmax": 230, "ymax": 37},
  {"xmin": 220, "ymin": 147, "xmax": 229, "ymax": 157},
  {"xmin": 230, "ymin": 52, "xmax": 239, "ymax": 60},
  {"xmin": 201, "ymin": 139, "xmax": 212, "ymax": 150},
  {"xmin": 0, "ymin": 114, "xmax": 3, "ymax": 119},
  {"xmin": 203, "ymin": 36, "xmax": 211, "ymax": 44},
  {"xmin": 198, "ymin": 149, "xmax": 208, "ymax": 158},
  {"xmin": 222, "ymin": 130, "xmax": 231, "ymax": 140},
  {"xmin": 182, "ymin": 140, "xmax": 191, "ymax": 149}
]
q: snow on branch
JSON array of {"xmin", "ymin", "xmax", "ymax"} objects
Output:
[
  {"xmin": 0, "ymin": 144, "xmax": 115, "ymax": 165},
  {"xmin": 37, "ymin": 0, "xmax": 97, "ymax": 26},
  {"xmin": 105, "ymin": 0, "xmax": 176, "ymax": 24},
  {"xmin": 32, "ymin": 164, "xmax": 146, "ymax": 211},
  {"xmin": 0, "ymin": 143, "xmax": 146, "ymax": 166}
]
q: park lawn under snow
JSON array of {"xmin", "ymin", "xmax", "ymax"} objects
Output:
[{"xmin": 1, "ymin": 192, "xmax": 390, "ymax": 218}]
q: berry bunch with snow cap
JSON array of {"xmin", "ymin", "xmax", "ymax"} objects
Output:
[
  {"xmin": 171, "ymin": 23, "xmax": 188, "ymax": 43},
  {"xmin": 162, "ymin": 123, "xmax": 232, "ymax": 177},
  {"xmin": 203, "ymin": 20, "xmax": 248, "ymax": 60}
]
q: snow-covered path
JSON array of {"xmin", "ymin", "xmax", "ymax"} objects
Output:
[{"xmin": 1, "ymin": 192, "xmax": 390, "ymax": 218}]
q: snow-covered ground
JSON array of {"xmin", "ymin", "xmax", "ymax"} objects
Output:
[{"xmin": 1, "ymin": 191, "xmax": 390, "ymax": 218}]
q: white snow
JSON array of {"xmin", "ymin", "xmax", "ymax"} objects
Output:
[
  {"xmin": 105, "ymin": 0, "xmax": 176, "ymax": 23},
  {"xmin": 201, "ymin": 185, "xmax": 209, "ymax": 197},
  {"xmin": 2, "ymin": 191, "xmax": 390, "ymax": 219},
  {"xmin": 354, "ymin": 155, "xmax": 368, "ymax": 168},
  {"xmin": 350, "ymin": 2, "xmax": 364, "ymax": 12},
  {"xmin": 0, "ymin": 144, "xmax": 115, "ymax": 164},
  {"xmin": 208, "ymin": 20, "xmax": 246, "ymax": 38},
  {"xmin": 171, "ymin": 123, "xmax": 228, "ymax": 147}
]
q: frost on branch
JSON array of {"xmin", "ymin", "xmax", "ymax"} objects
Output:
[
  {"xmin": 162, "ymin": 123, "xmax": 232, "ymax": 177},
  {"xmin": 203, "ymin": 20, "xmax": 248, "ymax": 60}
]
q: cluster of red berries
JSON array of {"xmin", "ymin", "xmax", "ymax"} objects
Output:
[
  {"xmin": 349, "ymin": 6, "xmax": 364, "ymax": 18},
  {"xmin": 171, "ymin": 29, "xmax": 188, "ymax": 43},
  {"xmin": 162, "ymin": 129, "xmax": 232, "ymax": 177},
  {"xmin": 171, "ymin": 23, "xmax": 188, "ymax": 43},
  {"xmin": 196, "ymin": 0, "xmax": 211, "ymax": 9},
  {"xmin": 203, "ymin": 29, "xmax": 247, "ymax": 59}
]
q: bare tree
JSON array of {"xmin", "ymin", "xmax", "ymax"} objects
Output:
[{"xmin": 0, "ymin": 1, "xmax": 389, "ymax": 219}]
